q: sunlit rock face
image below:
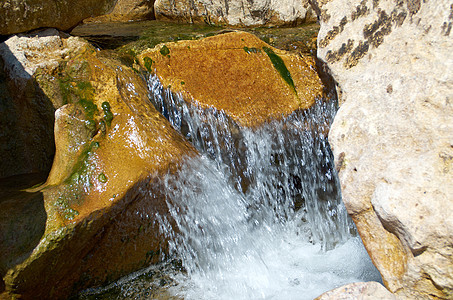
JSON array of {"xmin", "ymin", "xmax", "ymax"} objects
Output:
[
  {"xmin": 154, "ymin": 0, "xmax": 316, "ymax": 26},
  {"xmin": 139, "ymin": 31, "xmax": 326, "ymax": 128},
  {"xmin": 313, "ymin": 0, "xmax": 453, "ymax": 298},
  {"xmin": 85, "ymin": 0, "xmax": 156, "ymax": 23},
  {"xmin": 0, "ymin": 0, "xmax": 117, "ymax": 35},
  {"xmin": 315, "ymin": 281, "xmax": 397, "ymax": 300},
  {"xmin": 0, "ymin": 29, "xmax": 196, "ymax": 299}
]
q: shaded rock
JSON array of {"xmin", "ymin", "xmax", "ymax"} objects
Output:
[
  {"xmin": 0, "ymin": 29, "xmax": 86, "ymax": 178},
  {"xmin": 313, "ymin": 0, "xmax": 453, "ymax": 298},
  {"xmin": 0, "ymin": 173, "xmax": 48, "ymax": 296},
  {"xmin": 85, "ymin": 0, "xmax": 155, "ymax": 23},
  {"xmin": 0, "ymin": 30, "xmax": 197, "ymax": 299},
  {"xmin": 154, "ymin": 0, "xmax": 316, "ymax": 27},
  {"xmin": 315, "ymin": 281, "xmax": 397, "ymax": 299},
  {"xmin": 0, "ymin": 0, "xmax": 117, "ymax": 35},
  {"xmin": 138, "ymin": 31, "xmax": 325, "ymax": 128}
]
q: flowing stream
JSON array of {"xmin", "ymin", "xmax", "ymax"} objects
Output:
[{"xmin": 79, "ymin": 75, "xmax": 380, "ymax": 299}]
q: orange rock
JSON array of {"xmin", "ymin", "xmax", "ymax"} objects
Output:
[
  {"xmin": 139, "ymin": 31, "xmax": 326, "ymax": 128},
  {"xmin": 1, "ymin": 32, "xmax": 196, "ymax": 299}
]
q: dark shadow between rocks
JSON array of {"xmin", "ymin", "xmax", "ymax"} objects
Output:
[
  {"xmin": 0, "ymin": 173, "xmax": 48, "ymax": 293},
  {"xmin": 0, "ymin": 37, "xmax": 56, "ymax": 179},
  {"xmin": 314, "ymin": 57, "xmax": 339, "ymax": 102},
  {"xmin": 0, "ymin": 32, "xmax": 56, "ymax": 294}
]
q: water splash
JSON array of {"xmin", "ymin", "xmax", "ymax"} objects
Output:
[
  {"xmin": 148, "ymin": 74, "xmax": 353, "ymax": 249},
  {"xmin": 143, "ymin": 75, "xmax": 381, "ymax": 299}
]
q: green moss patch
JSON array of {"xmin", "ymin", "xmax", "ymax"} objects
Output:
[
  {"xmin": 51, "ymin": 140, "xmax": 101, "ymax": 221},
  {"xmin": 160, "ymin": 45, "xmax": 170, "ymax": 57},
  {"xmin": 101, "ymin": 101, "xmax": 114, "ymax": 126},
  {"xmin": 243, "ymin": 47, "xmax": 261, "ymax": 54},
  {"xmin": 98, "ymin": 173, "xmax": 108, "ymax": 183},
  {"xmin": 143, "ymin": 57, "xmax": 154, "ymax": 73},
  {"xmin": 262, "ymin": 47, "xmax": 297, "ymax": 95}
]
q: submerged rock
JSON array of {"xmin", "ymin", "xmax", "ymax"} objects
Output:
[
  {"xmin": 138, "ymin": 31, "xmax": 325, "ymax": 128},
  {"xmin": 313, "ymin": 0, "xmax": 453, "ymax": 298},
  {"xmin": 0, "ymin": 29, "xmax": 196, "ymax": 299},
  {"xmin": 154, "ymin": 0, "xmax": 316, "ymax": 27},
  {"xmin": 0, "ymin": 0, "xmax": 116, "ymax": 35}
]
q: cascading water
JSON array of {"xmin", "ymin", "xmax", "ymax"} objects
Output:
[
  {"xmin": 143, "ymin": 75, "xmax": 381, "ymax": 299},
  {"xmin": 77, "ymin": 73, "xmax": 381, "ymax": 299}
]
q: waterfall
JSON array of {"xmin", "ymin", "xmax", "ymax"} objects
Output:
[{"xmin": 143, "ymin": 75, "xmax": 381, "ymax": 299}]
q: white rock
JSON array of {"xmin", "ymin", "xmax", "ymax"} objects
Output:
[
  {"xmin": 313, "ymin": 0, "xmax": 453, "ymax": 298},
  {"xmin": 0, "ymin": 29, "xmax": 87, "ymax": 88},
  {"xmin": 315, "ymin": 281, "xmax": 397, "ymax": 299},
  {"xmin": 154, "ymin": 0, "xmax": 315, "ymax": 26}
]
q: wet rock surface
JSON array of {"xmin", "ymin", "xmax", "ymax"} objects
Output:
[
  {"xmin": 0, "ymin": 29, "xmax": 196, "ymax": 299},
  {"xmin": 313, "ymin": 0, "xmax": 453, "ymax": 298},
  {"xmin": 139, "ymin": 31, "xmax": 325, "ymax": 127},
  {"xmin": 71, "ymin": 20, "xmax": 319, "ymax": 55}
]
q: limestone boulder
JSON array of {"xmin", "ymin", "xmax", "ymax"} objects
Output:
[
  {"xmin": 85, "ymin": 0, "xmax": 155, "ymax": 23},
  {"xmin": 0, "ymin": 30, "xmax": 196, "ymax": 299},
  {"xmin": 138, "ymin": 31, "xmax": 325, "ymax": 127},
  {"xmin": 0, "ymin": 0, "xmax": 117, "ymax": 35},
  {"xmin": 0, "ymin": 29, "xmax": 87, "ymax": 178},
  {"xmin": 313, "ymin": 0, "xmax": 453, "ymax": 298},
  {"xmin": 154, "ymin": 0, "xmax": 316, "ymax": 27},
  {"xmin": 315, "ymin": 281, "xmax": 396, "ymax": 300}
]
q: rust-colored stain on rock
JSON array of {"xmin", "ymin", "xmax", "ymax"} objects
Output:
[
  {"xmin": 139, "ymin": 31, "xmax": 325, "ymax": 128},
  {"xmin": 2, "ymin": 41, "xmax": 197, "ymax": 299}
]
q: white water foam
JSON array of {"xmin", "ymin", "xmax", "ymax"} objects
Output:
[
  {"xmin": 144, "ymin": 75, "xmax": 381, "ymax": 299},
  {"xmin": 154, "ymin": 155, "xmax": 380, "ymax": 300}
]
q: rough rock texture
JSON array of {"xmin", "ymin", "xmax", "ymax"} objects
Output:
[
  {"xmin": 314, "ymin": 0, "xmax": 453, "ymax": 298},
  {"xmin": 154, "ymin": 0, "xmax": 316, "ymax": 27},
  {"xmin": 139, "ymin": 31, "xmax": 325, "ymax": 127},
  {"xmin": 85, "ymin": 0, "xmax": 155, "ymax": 23},
  {"xmin": 0, "ymin": 30, "xmax": 196, "ymax": 299},
  {"xmin": 315, "ymin": 281, "xmax": 397, "ymax": 299},
  {"xmin": 0, "ymin": 0, "xmax": 117, "ymax": 35},
  {"xmin": 0, "ymin": 29, "xmax": 87, "ymax": 178}
]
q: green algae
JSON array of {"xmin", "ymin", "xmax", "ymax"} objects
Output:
[
  {"xmin": 57, "ymin": 68, "xmax": 99, "ymax": 126},
  {"xmin": 114, "ymin": 22, "xmax": 228, "ymax": 58},
  {"xmin": 64, "ymin": 208, "xmax": 80, "ymax": 220},
  {"xmin": 160, "ymin": 45, "xmax": 170, "ymax": 57},
  {"xmin": 143, "ymin": 57, "xmax": 154, "ymax": 73},
  {"xmin": 101, "ymin": 101, "xmax": 113, "ymax": 126},
  {"xmin": 58, "ymin": 78, "xmax": 73, "ymax": 105},
  {"xmin": 243, "ymin": 47, "xmax": 261, "ymax": 54},
  {"xmin": 79, "ymin": 98, "xmax": 99, "ymax": 120},
  {"xmin": 51, "ymin": 140, "xmax": 101, "ymax": 221},
  {"xmin": 73, "ymin": 20, "xmax": 319, "ymax": 58},
  {"xmin": 98, "ymin": 173, "xmax": 108, "ymax": 183},
  {"xmin": 262, "ymin": 46, "xmax": 297, "ymax": 95}
]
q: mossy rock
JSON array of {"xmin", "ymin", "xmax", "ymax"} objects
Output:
[
  {"xmin": 1, "ymin": 32, "xmax": 197, "ymax": 300},
  {"xmin": 138, "ymin": 31, "xmax": 326, "ymax": 128}
]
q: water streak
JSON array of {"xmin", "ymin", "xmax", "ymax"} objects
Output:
[{"xmin": 142, "ymin": 75, "xmax": 381, "ymax": 299}]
